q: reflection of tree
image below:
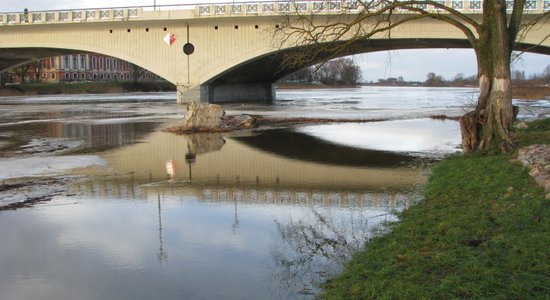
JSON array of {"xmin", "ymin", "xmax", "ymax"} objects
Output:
[
  {"xmin": 272, "ymin": 208, "xmax": 387, "ymax": 297},
  {"xmin": 231, "ymin": 197, "xmax": 240, "ymax": 235},
  {"xmin": 157, "ymin": 194, "xmax": 168, "ymax": 263}
]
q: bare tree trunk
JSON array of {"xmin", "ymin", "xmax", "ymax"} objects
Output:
[{"xmin": 460, "ymin": 0, "xmax": 515, "ymax": 153}]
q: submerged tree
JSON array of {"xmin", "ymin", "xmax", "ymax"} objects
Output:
[{"xmin": 276, "ymin": 0, "xmax": 549, "ymax": 153}]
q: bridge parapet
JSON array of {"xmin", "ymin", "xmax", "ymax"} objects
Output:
[
  {"xmin": 0, "ymin": 7, "xmax": 142, "ymax": 25},
  {"xmin": 1, "ymin": 0, "xmax": 548, "ymax": 26},
  {"xmin": 195, "ymin": 0, "xmax": 549, "ymax": 17}
]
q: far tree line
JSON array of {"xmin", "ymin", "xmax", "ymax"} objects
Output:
[
  {"xmin": 281, "ymin": 57, "xmax": 363, "ymax": 86},
  {"xmin": 282, "ymin": 59, "xmax": 550, "ymax": 88}
]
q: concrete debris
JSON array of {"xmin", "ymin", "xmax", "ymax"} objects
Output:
[
  {"xmin": 517, "ymin": 144, "xmax": 550, "ymax": 198},
  {"xmin": 181, "ymin": 101, "xmax": 225, "ymax": 130},
  {"xmin": 177, "ymin": 102, "xmax": 258, "ymax": 133}
]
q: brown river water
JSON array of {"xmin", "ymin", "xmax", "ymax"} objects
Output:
[{"xmin": 1, "ymin": 88, "xmax": 547, "ymax": 299}]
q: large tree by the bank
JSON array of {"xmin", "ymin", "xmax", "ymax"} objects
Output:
[{"xmin": 276, "ymin": 0, "xmax": 549, "ymax": 153}]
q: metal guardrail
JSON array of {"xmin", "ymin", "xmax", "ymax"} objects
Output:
[{"xmin": 0, "ymin": 0, "xmax": 549, "ymax": 26}]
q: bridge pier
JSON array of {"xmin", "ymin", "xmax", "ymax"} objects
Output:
[
  {"xmin": 202, "ymin": 82, "xmax": 275, "ymax": 104},
  {"xmin": 176, "ymin": 85, "xmax": 201, "ymax": 104},
  {"xmin": 177, "ymin": 82, "xmax": 275, "ymax": 104}
]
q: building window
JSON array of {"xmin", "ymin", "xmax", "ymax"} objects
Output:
[
  {"xmin": 92, "ymin": 57, "xmax": 97, "ymax": 69},
  {"xmin": 93, "ymin": 74, "xmax": 97, "ymax": 79},
  {"xmin": 99, "ymin": 58, "xmax": 104, "ymax": 70},
  {"xmin": 106, "ymin": 59, "xmax": 110, "ymax": 70},
  {"xmin": 81, "ymin": 56, "xmax": 86, "ymax": 69},
  {"xmin": 63, "ymin": 56, "xmax": 69, "ymax": 69},
  {"xmin": 81, "ymin": 73, "xmax": 85, "ymax": 79},
  {"xmin": 65, "ymin": 73, "xmax": 69, "ymax": 79},
  {"xmin": 72, "ymin": 56, "xmax": 77, "ymax": 69}
]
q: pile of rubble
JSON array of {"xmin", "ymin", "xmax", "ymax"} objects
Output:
[
  {"xmin": 517, "ymin": 144, "xmax": 550, "ymax": 199},
  {"xmin": 177, "ymin": 101, "xmax": 256, "ymax": 133}
]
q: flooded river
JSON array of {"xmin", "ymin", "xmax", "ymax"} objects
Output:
[{"xmin": 0, "ymin": 87, "xmax": 548, "ymax": 299}]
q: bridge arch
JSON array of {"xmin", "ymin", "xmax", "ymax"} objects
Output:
[
  {"xmin": 0, "ymin": 44, "xmax": 172, "ymax": 83},
  {"xmin": 0, "ymin": 3, "xmax": 548, "ymax": 103},
  {"xmin": 202, "ymin": 38, "xmax": 550, "ymax": 103}
]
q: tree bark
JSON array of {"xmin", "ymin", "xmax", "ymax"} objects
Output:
[{"xmin": 459, "ymin": 0, "xmax": 515, "ymax": 153}]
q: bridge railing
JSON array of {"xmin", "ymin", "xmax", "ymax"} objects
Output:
[
  {"xmin": 196, "ymin": 0, "xmax": 549, "ymax": 16},
  {"xmin": 0, "ymin": 0, "xmax": 549, "ymax": 26},
  {"xmin": 0, "ymin": 7, "xmax": 144, "ymax": 25}
]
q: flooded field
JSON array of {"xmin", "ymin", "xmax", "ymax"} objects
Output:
[{"xmin": 0, "ymin": 87, "xmax": 548, "ymax": 299}]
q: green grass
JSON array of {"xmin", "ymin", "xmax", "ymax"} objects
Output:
[{"xmin": 321, "ymin": 118, "xmax": 550, "ymax": 299}]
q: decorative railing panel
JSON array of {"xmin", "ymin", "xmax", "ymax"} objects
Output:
[
  {"xmin": 469, "ymin": 0, "xmax": 482, "ymax": 10},
  {"xmin": 99, "ymin": 10, "xmax": 109, "ymax": 19},
  {"xmin": 7, "ymin": 14, "xmax": 16, "ymax": 23},
  {"xmin": 246, "ymin": 4, "xmax": 258, "ymax": 14},
  {"xmin": 262, "ymin": 3, "xmax": 275, "ymax": 13},
  {"xmin": 215, "ymin": 5, "xmax": 226, "ymax": 15},
  {"xmin": 451, "ymin": 1, "xmax": 464, "ymax": 10},
  {"xmin": 295, "ymin": 2, "xmax": 308, "ymax": 13},
  {"xmin": 114, "ymin": 9, "xmax": 124, "ymax": 18},
  {"xmin": 328, "ymin": 1, "xmax": 341, "ymax": 11},
  {"xmin": 46, "ymin": 12, "xmax": 55, "ymax": 22},
  {"xmin": 86, "ymin": 10, "xmax": 95, "ymax": 20},
  {"xmin": 313, "ymin": 1, "xmax": 324, "ymax": 12},
  {"xmin": 128, "ymin": 9, "xmax": 138, "ymax": 18},
  {"xmin": 278, "ymin": 2, "xmax": 290, "ymax": 12},
  {"xmin": 59, "ymin": 11, "xmax": 69, "ymax": 21},
  {"xmin": 72, "ymin": 11, "xmax": 82, "ymax": 21},
  {"xmin": 199, "ymin": 5, "xmax": 210, "ymax": 15},
  {"xmin": 231, "ymin": 4, "xmax": 242, "ymax": 14},
  {"xmin": 32, "ymin": 13, "xmax": 42, "ymax": 22}
]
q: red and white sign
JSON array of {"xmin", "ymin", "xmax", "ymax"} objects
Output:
[
  {"xmin": 163, "ymin": 32, "xmax": 176, "ymax": 46},
  {"xmin": 165, "ymin": 160, "xmax": 176, "ymax": 177}
]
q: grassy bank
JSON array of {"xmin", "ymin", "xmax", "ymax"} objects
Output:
[
  {"xmin": 0, "ymin": 81, "xmax": 176, "ymax": 96},
  {"xmin": 321, "ymin": 118, "xmax": 550, "ymax": 299}
]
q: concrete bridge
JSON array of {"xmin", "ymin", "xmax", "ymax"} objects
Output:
[{"xmin": 0, "ymin": 1, "xmax": 549, "ymax": 104}]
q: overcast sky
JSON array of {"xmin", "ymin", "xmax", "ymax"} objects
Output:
[{"xmin": 1, "ymin": 0, "xmax": 548, "ymax": 82}]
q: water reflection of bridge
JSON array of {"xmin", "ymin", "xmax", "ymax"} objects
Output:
[
  {"xmin": 99, "ymin": 130, "xmax": 427, "ymax": 191},
  {"xmin": 70, "ymin": 176, "xmax": 419, "ymax": 210}
]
